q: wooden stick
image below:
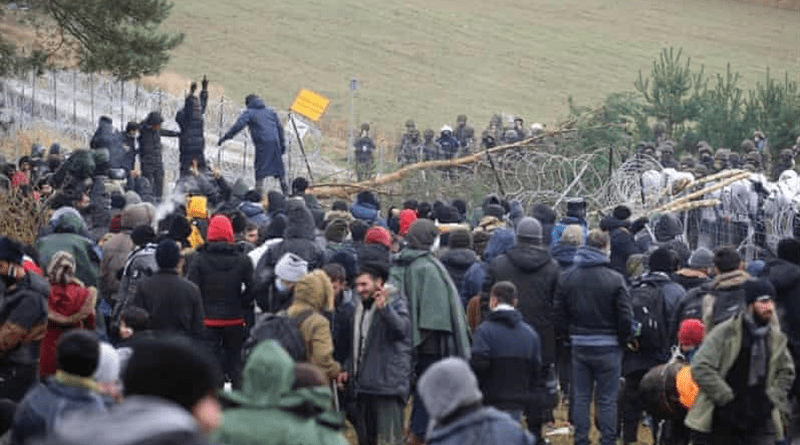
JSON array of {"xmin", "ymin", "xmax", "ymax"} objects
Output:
[{"xmin": 652, "ymin": 172, "xmax": 751, "ymax": 213}]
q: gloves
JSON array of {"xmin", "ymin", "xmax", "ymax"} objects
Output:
[
  {"xmin": 201, "ymin": 75, "xmax": 209, "ymax": 91},
  {"xmin": 190, "ymin": 82, "xmax": 197, "ymax": 94},
  {"xmin": 217, "ymin": 137, "xmax": 227, "ymax": 146}
]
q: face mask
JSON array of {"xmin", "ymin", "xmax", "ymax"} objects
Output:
[{"xmin": 274, "ymin": 278, "xmax": 288, "ymax": 293}]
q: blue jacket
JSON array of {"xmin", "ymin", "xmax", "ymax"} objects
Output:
[
  {"xmin": 426, "ymin": 406, "xmax": 535, "ymax": 445},
  {"xmin": 350, "ymin": 201, "xmax": 386, "ymax": 227},
  {"xmin": 12, "ymin": 376, "xmax": 107, "ymax": 445},
  {"xmin": 238, "ymin": 201, "xmax": 268, "ymax": 227},
  {"xmin": 471, "ymin": 309, "xmax": 541, "ymax": 411},
  {"xmin": 222, "ymin": 96, "xmax": 286, "ymax": 179}
]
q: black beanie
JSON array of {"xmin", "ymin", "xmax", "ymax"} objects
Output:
[
  {"xmin": 350, "ymin": 220, "xmax": 368, "ymax": 242},
  {"xmin": 406, "ymin": 219, "xmax": 439, "ymax": 250},
  {"xmin": 155, "ymin": 239, "xmax": 181, "ymax": 270},
  {"xmin": 485, "ymin": 204, "xmax": 505, "ymax": 218},
  {"xmin": 123, "ymin": 336, "xmax": 221, "ymax": 411},
  {"xmin": 449, "ymin": 228, "xmax": 472, "ymax": 249},
  {"xmin": 131, "ymin": 225, "xmax": 156, "ymax": 246},
  {"xmin": 743, "ymin": 278, "xmax": 776, "ymax": 306},
  {"xmin": 57, "ymin": 330, "xmax": 99, "ymax": 377},
  {"xmin": 613, "ymin": 205, "xmax": 632, "ymax": 221},
  {"xmin": 777, "ymin": 238, "xmax": 800, "ymax": 265},
  {"xmin": 648, "ymin": 246, "xmax": 678, "ymax": 273},
  {"xmin": 110, "ymin": 193, "xmax": 126, "ymax": 210},
  {"xmin": 0, "ymin": 237, "xmax": 24, "ymax": 265}
]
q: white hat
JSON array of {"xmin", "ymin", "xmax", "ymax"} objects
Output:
[{"xmin": 275, "ymin": 252, "xmax": 308, "ymax": 283}]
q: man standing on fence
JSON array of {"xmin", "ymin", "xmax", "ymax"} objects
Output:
[
  {"xmin": 176, "ymin": 76, "xmax": 209, "ymax": 176},
  {"xmin": 138, "ymin": 111, "xmax": 178, "ymax": 200},
  {"xmin": 218, "ymin": 94, "xmax": 288, "ymax": 194}
]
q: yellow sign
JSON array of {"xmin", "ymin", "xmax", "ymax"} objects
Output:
[{"xmin": 290, "ymin": 89, "xmax": 330, "ymax": 122}]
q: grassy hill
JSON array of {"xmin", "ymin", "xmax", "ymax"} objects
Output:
[{"xmin": 140, "ymin": 0, "xmax": 800, "ymax": 138}]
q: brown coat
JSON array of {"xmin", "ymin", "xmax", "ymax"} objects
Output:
[{"xmin": 287, "ymin": 270, "xmax": 340, "ymax": 379}]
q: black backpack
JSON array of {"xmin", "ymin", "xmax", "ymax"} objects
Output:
[
  {"xmin": 630, "ymin": 279, "xmax": 668, "ymax": 351},
  {"xmin": 243, "ymin": 310, "xmax": 314, "ymax": 362}
]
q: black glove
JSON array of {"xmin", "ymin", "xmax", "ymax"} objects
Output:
[
  {"xmin": 190, "ymin": 82, "xmax": 197, "ymax": 94},
  {"xmin": 217, "ymin": 137, "xmax": 226, "ymax": 146},
  {"xmin": 201, "ymin": 75, "xmax": 209, "ymax": 90}
]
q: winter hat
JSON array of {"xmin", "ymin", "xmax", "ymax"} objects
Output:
[
  {"xmin": 131, "ymin": 225, "xmax": 156, "ymax": 246},
  {"xmin": 417, "ymin": 357, "xmax": 483, "ymax": 423},
  {"xmin": 678, "ymin": 319, "xmax": 705, "ymax": 348},
  {"xmin": 516, "ymin": 217, "xmax": 543, "ymax": 245},
  {"xmin": 649, "ymin": 246, "xmax": 678, "ymax": 273},
  {"xmin": 93, "ymin": 342, "xmax": 121, "ymax": 383},
  {"xmin": 124, "ymin": 190, "xmax": 142, "ymax": 206},
  {"xmin": 531, "ymin": 204, "xmax": 556, "ymax": 225},
  {"xmin": 364, "ymin": 226, "xmax": 392, "ymax": 249},
  {"xmin": 207, "ymin": 215, "xmax": 234, "ymax": 243},
  {"xmin": 47, "ymin": 250, "xmax": 76, "ymax": 285},
  {"xmin": 746, "ymin": 260, "xmax": 767, "ymax": 278},
  {"xmin": 566, "ymin": 198, "xmax": 586, "ymax": 218},
  {"xmin": 275, "ymin": 252, "xmax": 308, "ymax": 283},
  {"xmin": 0, "ymin": 236, "xmax": 24, "ymax": 264},
  {"xmin": 397, "ymin": 209, "xmax": 418, "ymax": 236},
  {"xmin": 654, "ymin": 213, "xmax": 682, "ymax": 242},
  {"xmin": 155, "ymin": 239, "xmax": 181, "ymax": 270},
  {"xmin": 324, "ymin": 218, "xmax": 349, "ymax": 243},
  {"xmin": 110, "ymin": 193, "xmax": 126, "ymax": 210},
  {"xmin": 451, "ymin": 199, "xmax": 467, "ymax": 219},
  {"xmin": 508, "ymin": 201, "xmax": 524, "ymax": 227},
  {"xmin": 123, "ymin": 336, "xmax": 221, "ymax": 411},
  {"xmin": 743, "ymin": 278, "xmax": 776, "ymax": 306},
  {"xmin": 560, "ymin": 225, "xmax": 584, "ymax": 246},
  {"xmin": 57, "ymin": 330, "xmax": 99, "ymax": 378},
  {"xmin": 484, "ymin": 204, "xmax": 505, "ymax": 219},
  {"xmin": 331, "ymin": 200, "xmax": 348, "ymax": 212},
  {"xmin": 406, "ymin": 219, "xmax": 439, "ymax": 250},
  {"xmin": 688, "ymin": 247, "xmax": 714, "ymax": 269},
  {"xmin": 449, "ymin": 228, "xmax": 472, "ymax": 249},
  {"xmin": 613, "ymin": 205, "xmax": 632, "ymax": 221},
  {"xmin": 777, "ymin": 238, "xmax": 800, "ymax": 265}
]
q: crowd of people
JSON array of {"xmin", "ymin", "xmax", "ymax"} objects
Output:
[{"xmin": 1, "ymin": 91, "xmax": 800, "ymax": 445}]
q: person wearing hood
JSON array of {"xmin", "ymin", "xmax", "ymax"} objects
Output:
[
  {"xmin": 39, "ymin": 251, "xmax": 97, "ymax": 378},
  {"xmin": 652, "ymin": 212, "xmax": 691, "ymax": 268},
  {"xmin": 600, "ymin": 205, "xmax": 639, "ymax": 278},
  {"xmin": 388, "ymin": 219, "xmax": 470, "ymax": 444},
  {"xmin": 90, "ymin": 116, "xmax": 127, "ymax": 175},
  {"xmin": 440, "ymin": 228, "xmax": 481, "ymax": 308},
  {"xmin": 551, "ymin": 198, "xmax": 588, "ymax": 244},
  {"xmin": 471, "ymin": 281, "xmax": 542, "ymax": 424},
  {"xmin": 237, "ymin": 189, "xmax": 268, "ymax": 228},
  {"xmin": 212, "ymin": 340, "xmax": 347, "ymax": 445},
  {"xmin": 36, "ymin": 211, "xmax": 100, "ymax": 288},
  {"xmin": 0, "ymin": 237, "xmax": 49, "ymax": 402},
  {"xmin": 483, "ymin": 216, "xmax": 559, "ymax": 441},
  {"xmin": 554, "ymin": 229, "xmax": 633, "ymax": 445},
  {"xmin": 99, "ymin": 202, "xmax": 155, "ymax": 306},
  {"xmin": 464, "ymin": 228, "xmax": 516, "ymax": 330},
  {"xmin": 186, "ymin": 214, "xmax": 254, "ymax": 389},
  {"xmin": 138, "ymin": 111, "xmax": 179, "ymax": 201},
  {"xmin": 350, "ymin": 190, "xmax": 386, "ymax": 227},
  {"xmin": 287, "ymin": 269, "xmax": 341, "ymax": 381},
  {"xmin": 674, "ymin": 247, "xmax": 714, "ymax": 292},
  {"xmin": 49, "ymin": 336, "xmax": 222, "ymax": 445},
  {"xmin": 218, "ymin": 94, "xmax": 288, "ymax": 194},
  {"xmin": 550, "ymin": 224, "xmax": 583, "ymax": 269},
  {"xmin": 417, "ymin": 357, "xmax": 535, "ymax": 445},
  {"xmin": 258, "ymin": 198, "xmax": 325, "ymax": 275},
  {"xmin": 176, "ymin": 77, "xmax": 209, "ymax": 176}
]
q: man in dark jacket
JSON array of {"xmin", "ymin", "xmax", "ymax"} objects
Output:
[
  {"xmin": 133, "ymin": 240, "xmax": 204, "ymax": 340},
  {"xmin": 674, "ymin": 247, "xmax": 714, "ymax": 292},
  {"xmin": 176, "ymin": 77, "xmax": 209, "ymax": 176},
  {"xmin": 483, "ymin": 216, "xmax": 559, "ymax": 439},
  {"xmin": 471, "ymin": 281, "xmax": 541, "ymax": 423},
  {"xmin": 440, "ymin": 228, "xmax": 480, "ymax": 307},
  {"xmin": 601, "ymin": 205, "xmax": 639, "ymax": 278},
  {"xmin": 11, "ymin": 330, "xmax": 107, "ymax": 445},
  {"xmin": 257, "ymin": 198, "xmax": 325, "ymax": 276},
  {"xmin": 342, "ymin": 261, "xmax": 411, "ymax": 445},
  {"xmin": 0, "ymin": 237, "xmax": 49, "ymax": 402},
  {"xmin": 138, "ymin": 111, "xmax": 178, "ymax": 200},
  {"xmin": 554, "ymin": 229, "xmax": 633, "ymax": 445},
  {"xmin": 186, "ymin": 215, "xmax": 253, "ymax": 388},
  {"xmin": 218, "ymin": 94, "xmax": 287, "ymax": 194},
  {"xmin": 90, "ymin": 116, "xmax": 127, "ymax": 174}
]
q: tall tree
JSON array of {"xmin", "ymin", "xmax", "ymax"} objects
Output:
[{"xmin": 0, "ymin": 0, "xmax": 183, "ymax": 79}]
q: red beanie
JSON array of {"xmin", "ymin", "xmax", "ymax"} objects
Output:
[
  {"xmin": 364, "ymin": 226, "xmax": 392, "ymax": 249},
  {"xmin": 207, "ymin": 215, "xmax": 234, "ymax": 243},
  {"xmin": 398, "ymin": 209, "xmax": 418, "ymax": 236},
  {"xmin": 678, "ymin": 319, "xmax": 705, "ymax": 347}
]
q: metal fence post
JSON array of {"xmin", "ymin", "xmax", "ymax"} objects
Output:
[
  {"xmin": 120, "ymin": 80, "xmax": 124, "ymax": 130},
  {"xmin": 52, "ymin": 70, "xmax": 57, "ymax": 126},
  {"xmin": 72, "ymin": 71, "xmax": 77, "ymax": 126},
  {"xmin": 31, "ymin": 70, "xmax": 36, "ymax": 120},
  {"xmin": 90, "ymin": 72, "xmax": 95, "ymax": 125}
]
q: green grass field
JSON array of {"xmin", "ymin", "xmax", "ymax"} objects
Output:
[{"xmin": 163, "ymin": 0, "xmax": 799, "ymax": 137}]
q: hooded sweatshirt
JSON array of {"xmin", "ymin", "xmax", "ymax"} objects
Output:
[{"xmin": 287, "ymin": 270, "xmax": 340, "ymax": 379}]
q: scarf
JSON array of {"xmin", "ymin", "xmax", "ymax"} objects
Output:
[{"xmin": 743, "ymin": 311, "xmax": 770, "ymax": 386}]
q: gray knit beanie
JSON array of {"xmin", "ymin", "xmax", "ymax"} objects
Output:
[
  {"xmin": 688, "ymin": 247, "xmax": 714, "ymax": 269},
  {"xmin": 405, "ymin": 219, "xmax": 439, "ymax": 250},
  {"xmin": 275, "ymin": 252, "xmax": 308, "ymax": 282},
  {"xmin": 418, "ymin": 357, "xmax": 482, "ymax": 423},
  {"xmin": 516, "ymin": 217, "xmax": 543, "ymax": 245}
]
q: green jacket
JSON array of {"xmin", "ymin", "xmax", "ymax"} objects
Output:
[
  {"xmin": 388, "ymin": 248, "xmax": 470, "ymax": 358},
  {"xmin": 685, "ymin": 311, "xmax": 795, "ymax": 435},
  {"xmin": 212, "ymin": 340, "xmax": 347, "ymax": 445},
  {"xmin": 36, "ymin": 213, "xmax": 100, "ymax": 287}
]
